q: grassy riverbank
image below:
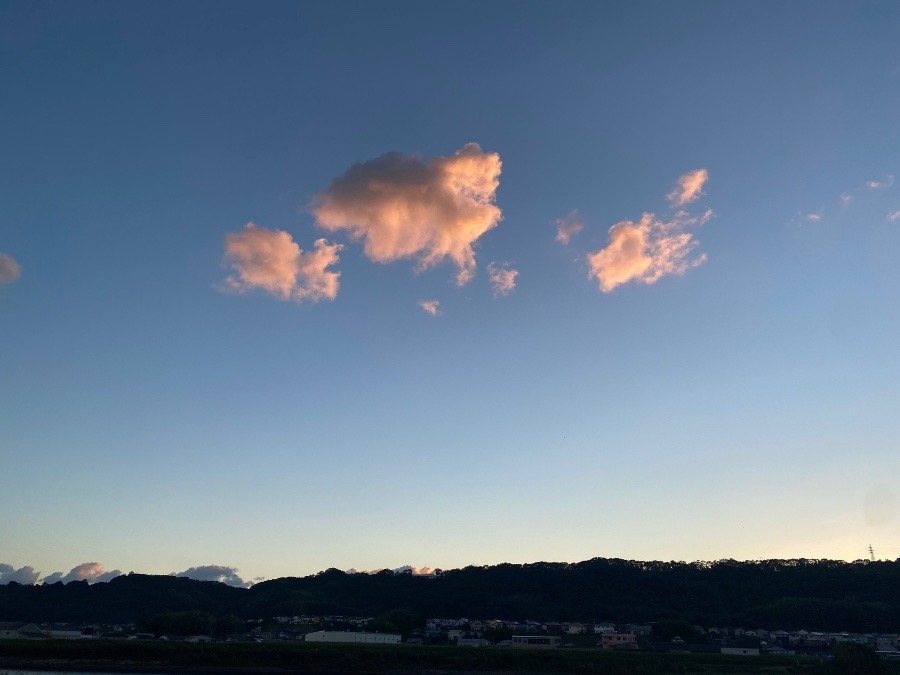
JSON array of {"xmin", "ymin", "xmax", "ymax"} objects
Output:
[{"xmin": 0, "ymin": 638, "xmax": 862, "ymax": 674}]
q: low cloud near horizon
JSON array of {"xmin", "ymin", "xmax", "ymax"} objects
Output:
[
  {"xmin": 42, "ymin": 562, "xmax": 123, "ymax": 585},
  {"xmin": 221, "ymin": 223, "xmax": 342, "ymax": 303},
  {"xmin": 347, "ymin": 565, "xmax": 438, "ymax": 575},
  {"xmin": 311, "ymin": 143, "xmax": 502, "ymax": 286},
  {"xmin": 0, "ymin": 252, "xmax": 21, "ymax": 286},
  {"xmin": 173, "ymin": 564, "xmax": 254, "ymax": 588},
  {"xmin": 0, "ymin": 563, "xmax": 40, "ymax": 585}
]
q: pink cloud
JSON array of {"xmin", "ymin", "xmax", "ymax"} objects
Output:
[
  {"xmin": 586, "ymin": 212, "xmax": 707, "ymax": 292},
  {"xmin": 221, "ymin": 223, "xmax": 342, "ymax": 303},
  {"xmin": 555, "ymin": 210, "xmax": 584, "ymax": 245},
  {"xmin": 889, "ymin": 210, "xmax": 900, "ymax": 222},
  {"xmin": 0, "ymin": 253, "xmax": 21, "ymax": 286},
  {"xmin": 418, "ymin": 299, "xmax": 440, "ymax": 316},
  {"xmin": 311, "ymin": 143, "xmax": 502, "ymax": 286},
  {"xmin": 487, "ymin": 261, "xmax": 518, "ymax": 297},
  {"xmin": 839, "ymin": 192, "xmax": 853, "ymax": 206},
  {"xmin": 43, "ymin": 562, "xmax": 122, "ymax": 585},
  {"xmin": 805, "ymin": 212, "xmax": 822, "ymax": 222},
  {"xmin": 667, "ymin": 169, "xmax": 708, "ymax": 207}
]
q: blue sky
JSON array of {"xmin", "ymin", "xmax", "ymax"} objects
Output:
[{"xmin": 2, "ymin": 0, "xmax": 900, "ymax": 586}]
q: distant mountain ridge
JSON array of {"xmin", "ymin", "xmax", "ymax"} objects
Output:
[{"xmin": 2, "ymin": 558, "xmax": 900, "ymax": 632}]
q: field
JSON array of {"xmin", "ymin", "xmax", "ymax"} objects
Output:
[{"xmin": 0, "ymin": 638, "xmax": 871, "ymax": 674}]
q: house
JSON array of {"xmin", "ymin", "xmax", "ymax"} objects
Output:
[
  {"xmin": 511, "ymin": 635, "xmax": 559, "ymax": 648},
  {"xmin": 457, "ymin": 638, "xmax": 490, "ymax": 647},
  {"xmin": 304, "ymin": 631, "xmax": 400, "ymax": 644},
  {"xmin": 594, "ymin": 622, "xmax": 616, "ymax": 634},
  {"xmin": 600, "ymin": 633, "xmax": 636, "ymax": 649}
]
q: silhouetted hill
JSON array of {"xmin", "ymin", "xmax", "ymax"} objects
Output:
[
  {"xmin": 3, "ymin": 558, "xmax": 900, "ymax": 631},
  {"xmin": 0, "ymin": 573, "xmax": 244, "ymax": 623}
]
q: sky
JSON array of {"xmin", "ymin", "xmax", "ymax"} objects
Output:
[{"xmin": 2, "ymin": 0, "xmax": 900, "ymax": 587}]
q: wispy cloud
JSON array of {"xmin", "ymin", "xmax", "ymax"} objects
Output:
[
  {"xmin": 839, "ymin": 192, "xmax": 853, "ymax": 207},
  {"xmin": 867, "ymin": 175, "xmax": 894, "ymax": 189},
  {"xmin": 667, "ymin": 169, "xmax": 708, "ymax": 207},
  {"xmin": 173, "ymin": 564, "xmax": 253, "ymax": 588},
  {"xmin": 805, "ymin": 212, "xmax": 822, "ymax": 222},
  {"xmin": 0, "ymin": 253, "xmax": 21, "ymax": 286},
  {"xmin": 221, "ymin": 223, "xmax": 342, "ymax": 303},
  {"xmin": 555, "ymin": 210, "xmax": 584, "ymax": 245},
  {"xmin": 0, "ymin": 563, "xmax": 40, "ymax": 585},
  {"xmin": 43, "ymin": 562, "xmax": 122, "ymax": 585},
  {"xmin": 587, "ymin": 211, "xmax": 707, "ymax": 292},
  {"xmin": 418, "ymin": 299, "xmax": 440, "ymax": 316},
  {"xmin": 889, "ymin": 210, "xmax": 900, "ymax": 222},
  {"xmin": 311, "ymin": 143, "xmax": 502, "ymax": 286},
  {"xmin": 487, "ymin": 261, "xmax": 518, "ymax": 297}
]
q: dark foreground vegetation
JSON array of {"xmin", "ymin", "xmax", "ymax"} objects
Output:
[
  {"xmin": 1, "ymin": 638, "xmax": 894, "ymax": 675},
  {"xmin": 3, "ymin": 558, "xmax": 900, "ymax": 631}
]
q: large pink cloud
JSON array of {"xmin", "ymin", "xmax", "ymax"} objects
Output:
[
  {"xmin": 587, "ymin": 212, "xmax": 707, "ymax": 292},
  {"xmin": 667, "ymin": 169, "xmax": 708, "ymax": 207},
  {"xmin": 42, "ymin": 562, "xmax": 122, "ymax": 585},
  {"xmin": 0, "ymin": 253, "xmax": 21, "ymax": 286},
  {"xmin": 311, "ymin": 143, "xmax": 502, "ymax": 286},
  {"xmin": 221, "ymin": 223, "xmax": 342, "ymax": 302}
]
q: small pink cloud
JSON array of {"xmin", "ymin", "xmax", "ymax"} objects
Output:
[
  {"xmin": 418, "ymin": 299, "xmax": 440, "ymax": 316},
  {"xmin": 221, "ymin": 223, "xmax": 342, "ymax": 303},
  {"xmin": 0, "ymin": 253, "xmax": 21, "ymax": 286},
  {"xmin": 555, "ymin": 210, "xmax": 584, "ymax": 245},
  {"xmin": 311, "ymin": 143, "xmax": 502, "ymax": 286},
  {"xmin": 839, "ymin": 192, "xmax": 853, "ymax": 206},
  {"xmin": 805, "ymin": 212, "xmax": 822, "ymax": 222},
  {"xmin": 586, "ymin": 212, "xmax": 706, "ymax": 292},
  {"xmin": 487, "ymin": 261, "xmax": 518, "ymax": 297},
  {"xmin": 889, "ymin": 210, "xmax": 900, "ymax": 222},
  {"xmin": 667, "ymin": 169, "xmax": 708, "ymax": 207}
]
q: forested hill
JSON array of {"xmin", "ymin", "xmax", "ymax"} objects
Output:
[{"xmin": 3, "ymin": 558, "xmax": 900, "ymax": 631}]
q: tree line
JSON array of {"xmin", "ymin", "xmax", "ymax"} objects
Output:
[{"xmin": 2, "ymin": 557, "xmax": 900, "ymax": 632}]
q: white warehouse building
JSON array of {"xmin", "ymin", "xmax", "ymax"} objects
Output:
[{"xmin": 303, "ymin": 631, "xmax": 401, "ymax": 645}]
